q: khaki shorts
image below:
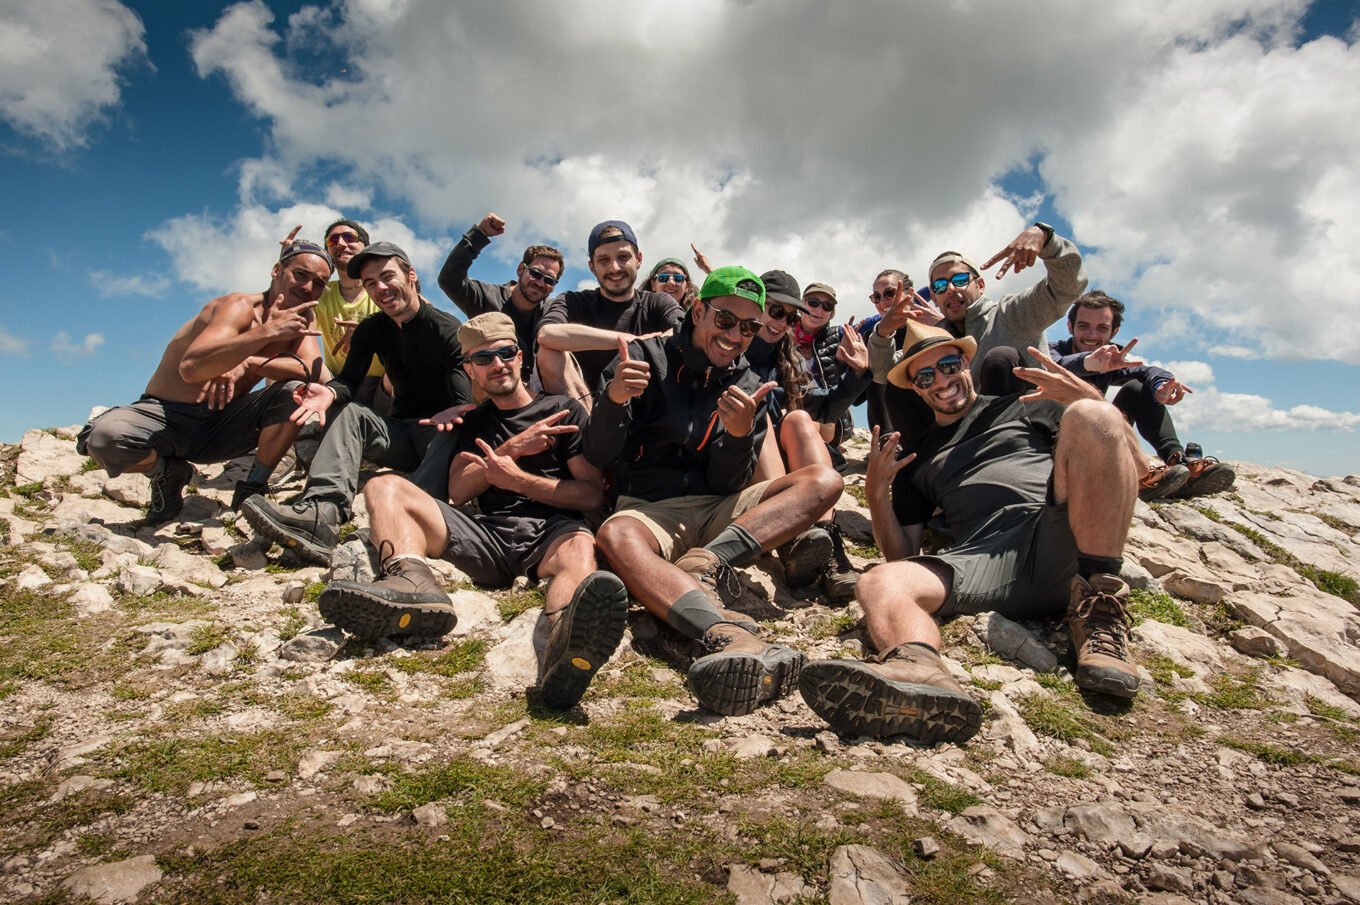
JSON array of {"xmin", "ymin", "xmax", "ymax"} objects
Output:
[{"xmin": 604, "ymin": 480, "xmax": 773, "ymax": 562}]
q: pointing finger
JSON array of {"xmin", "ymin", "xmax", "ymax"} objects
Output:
[
  {"xmin": 1121, "ymin": 337, "xmax": 1139, "ymax": 356},
  {"xmin": 474, "ymin": 438, "xmax": 495, "ymax": 458}
]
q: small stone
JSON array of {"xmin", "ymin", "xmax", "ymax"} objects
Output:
[
  {"xmin": 1150, "ymin": 839, "xmax": 1180, "ymax": 860},
  {"xmin": 70, "ymin": 583, "xmax": 115, "ymax": 616},
  {"xmin": 727, "ymin": 864, "xmax": 810, "ymax": 905},
  {"xmin": 731, "ymin": 734, "xmax": 778, "ymax": 760},
  {"xmin": 61, "ymin": 855, "xmax": 163, "ymax": 904},
  {"xmin": 1146, "ymin": 863, "xmax": 1195, "ymax": 894},
  {"xmin": 282, "ymin": 581, "xmax": 307, "ymax": 604},
  {"xmin": 946, "ymin": 807, "xmax": 1029, "ymax": 859},
  {"xmin": 353, "ymin": 776, "xmax": 388, "ymax": 795},
  {"xmin": 297, "ymin": 749, "xmax": 341, "ymax": 780},
  {"xmin": 1230, "ymin": 626, "xmax": 1287, "ymax": 659},
  {"xmin": 243, "ymin": 820, "xmax": 260, "ymax": 830},
  {"xmin": 1245, "ymin": 792, "xmax": 1267, "ymax": 810},
  {"xmin": 278, "ymin": 627, "xmax": 345, "ymax": 663},
  {"xmin": 541, "ymin": 816, "xmax": 555, "ymax": 829},
  {"xmin": 814, "ymin": 731, "xmax": 841, "ymax": 754},
  {"xmin": 15, "ymin": 564, "xmax": 52, "ymax": 590},
  {"xmin": 412, "ymin": 803, "xmax": 448, "ymax": 827},
  {"xmin": 1273, "ymin": 841, "xmax": 1329, "ymax": 875},
  {"xmin": 1338, "ymin": 838, "xmax": 1360, "ymax": 854},
  {"xmin": 1056, "ymin": 851, "xmax": 1106, "ymax": 881},
  {"xmin": 1331, "ymin": 874, "xmax": 1360, "ymax": 903},
  {"xmin": 265, "ymin": 770, "xmax": 287, "ymax": 784},
  {"xmin": 1118, "ymin": 836, "xmax": 1154, "ymax": 859},
  {"xmin": 977, "ymin": 612, "xmax": 1058, "ymax": 672},
  {"xmin": 824, "ymin": 770, "xmax": 918, "ymax": 813},
  {"xmin": 914, "ymin": 837, "xmax": 940, "ymax": 859}
]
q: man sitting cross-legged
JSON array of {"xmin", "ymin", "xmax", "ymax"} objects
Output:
[
  {"xmin": 800, "ymin": 321, "xmax": 1147, "ymax": 743},
  {"xmin": 587, "ymin": 266, "xmax": 844, "ymax": 716},
  {"xmin": 318, "ymin": 313, "xmax": 627, "ymax": 710}
]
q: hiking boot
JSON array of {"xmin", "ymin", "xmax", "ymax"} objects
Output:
[
  {"xmin": 230, "ymin": 479, "xmax": 269, "ymax": 512},
  {"xmin": 675, "ymin": 547, "xmax": 741, "ymax": 603},
  {"xmin": 538, "ymin": 571, "xmax": 630, "ymax": 710},
  {"xmin": 241, "ymin": 495, "xmax": 342, "ymax": 565},
  {"xmin": 318, "ymin": 555, "xmax": 456, "ymax": 641},
  {"xmin": 146, "ymin": 458, "xmax": 195, "ymax": 525},
  {"xmin": 799, "ymin": 644, "xmax": 983, "ymax": 743},
  {"xmin": 1167, "ymin": 446, "xmax": 1236, "ymax": 499},
  {"xmin": 1068, "ymin": 574, "xmax": 1140, "ymax": 699},
  {"xmin": 1137, "ymin": 462, "xmax": 1190, "ymax": 502},
  {"xmin": 819, "ymin": 521, "xmax": 858, "ymax": 605},
  {"xmin": 687, "ymin": 617, "xmax": 804, "ymax": 716},
  {"xmin": 777, "ymin": 527, "xmax": 833, "ymax": 588}
]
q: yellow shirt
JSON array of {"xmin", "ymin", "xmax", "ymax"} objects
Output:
[{"xmin": 316, "ymin": 281, "xmax": 384, "ymax": 378}]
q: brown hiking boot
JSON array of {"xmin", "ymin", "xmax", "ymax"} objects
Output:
[
  {"xmin": 1167, "ymin": 445, "xmax": 1236, "ymax": 499},
  {"xmin": 777, "ymin": 526, "xmax": 833, "ymax": 588},
  {"xmin": 818, "ymin": 521, "xmax": 858, "ymax": 605},
  {"xmin": 1137, "ymin": 462, "xmax": 1190, "ymax": 502},
  {"xmin": 687, "ymin": 614, "xmax": 804, "ymax": 717},
  {"xmin": 318, "ymin": 555, "xmax": 457, "ymax": 641},
  {"xmin": 1068, "ymin": 574, "xmax": 1140, "ymax": 699},
  {"xmin": 799, "ymin": 644, "xmax": 983, "ymax": 743},
  {"xmin": 538, "ymin": 571, "xmax": 629, "ymax": 711},
  {"xmin": 675, "ymin": 547, "xmax": 741, "ymax": 603}
]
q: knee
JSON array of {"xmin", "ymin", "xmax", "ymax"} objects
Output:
[
  {"xmin": 856, "ymin": 564, "xmax": 904, "ymax": 615},
  {"xmin": 554, "ymin": 533, "xmax": 598, "ymax": 571},
  {"xmin": 1064, "ymin": 399, "xmax": 1125, "ymax": 438},
  {"xmin": 803, "ymin": 463, "xmax": 845, "ymax": 507},
  {"xmin": 596, "ymin": 519, "xmax": 645, "ymax": 564},
  {"xmin": 362, "ymin": 474, "xmax": 409, "ymax": 512}
]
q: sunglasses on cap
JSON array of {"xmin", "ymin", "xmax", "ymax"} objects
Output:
[
  {"xmin": 524, "ymin": 266, "xmax": 558, "ymax": 287},
  {"xmin": 653, "ymin": 273, "xmax": 687, "ymax": 284},
  {"xmin": 326, "ymin": 231, "xmax": 362, "ymax": 247},
  {"xmin": 707, "ymin": 303, "xmax": 763, "ymax": 338},
  {"xmin": 466, "ymin": 344, "xmax": 520, "ymax": 366},
  {"xmin": 804, "ymin": 296, "xmax": 836, "ymax": 313},
  {"xmin": 870, "ymin": 285, "xmax": 907, "ymax": 305},
  {"xmin": 930, "ymin": 272, "xmax": 974, "ymax": 295},
  {"xmin": 910, "ymin": 354, "xmax": 964, "ymax": 389}
]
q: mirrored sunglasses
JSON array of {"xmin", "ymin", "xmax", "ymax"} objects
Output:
[
  {"xmin": 326, "ymin": 231, "xmax": 362, "ymax": 247},
  {"xmin": 930, "ymin": 272, "xmax": 973, "ymax": 295},
  {"xmin": 653, "ymin": 273, "xmax": 687, "ymax": 284},
  {"xmin": 911, "ymin": 354, "xmax": 964, "ymax": 389},
  {"xmin": 466, "ymin": 344, "xmax": 520, "ymax": 366}
]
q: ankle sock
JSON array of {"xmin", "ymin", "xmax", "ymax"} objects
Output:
[
  {"xmin": 664, "ymin": 589, "xmax": 725, "ymax": 639},
  {"xmin": 1077, "ymin": 553, "xmax": 1123, "ymax": 580},
  {"xmin": 703, "ymin": 524, "xmax": 762, "ymax": 567},
  {"xmin": 246, "ymin": 461, "xmax": 272, "ymax": 485}
]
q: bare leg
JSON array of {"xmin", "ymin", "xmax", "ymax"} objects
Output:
[
  {"xmin": 730, "ymin": 464, "xmax": 843, "ymax": 549},
  {"xmin": 255, "ymin": 420, "xmax": 301, "ymax": 468},
  {"xmin": 855, "ymin": 560, "xmax": 952, "ymax": 652},
  {"xmin": 1053, "ymin": 400, "xmax": 1138, "ymax": 558},
  {"xmin": 595, "ymin": 517, "xmax": 693, "ymax": 621},
  {"xmin": 753, "ymin": 414, "xmax": 786, "ymax": 482},
  {"xmin": 362, "ymin": 475, "xmax": 450, "ymax": 558},
  {"xmin": 779, "ymin": 410, "xmax": 837, "ymax": 523},
  {"xmin": 536, "ymin": 531, "xmax": 598, "ymax": 616}
]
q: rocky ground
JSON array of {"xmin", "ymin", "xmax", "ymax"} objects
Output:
[{"xmin": 1, "ymin": 424, "xmax": 1359, "ymax": 904}]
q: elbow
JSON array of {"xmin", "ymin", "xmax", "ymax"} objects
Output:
[
  {"xmin": 537, "ymin": 325, "xmax": 564, "ymax": 350},
  {"xmin": 178, "ymin": 358, "xmax": 210, "ymax": 384}
]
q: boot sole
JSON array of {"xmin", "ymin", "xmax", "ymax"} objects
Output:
[
  {"xmin": 782, "ymin": 532, "xmax": 834, "ymax": 588},
  {"xmin": 241, "ymin": 497, "xmax": 335, "ymax": 566},
  {"xmin": 1074, "ymin": 666, "xmax": 1141, "ymax": 700},
  {"xmin": 798, "ymin": 660, "xmax": 983, "ymax": 743},
  {"xmin": 538, "ymin": 572, "xmax": 629, "ymax": 710},
  {"xmin": 1138, "ymin": 466, "xmax": 1190, "ymax": 502},
  {"xmin": 1174, "ymin": 466, "xmax": 1237, "ymax": 499},
  {"xmin": 687, "ymin": 645, "xmax": 804, "ymax": 716},
  {"xmin": 318, "ymin": 581, "xmax": 457, "ymax": 641}
]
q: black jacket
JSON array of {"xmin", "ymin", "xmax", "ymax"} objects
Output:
[
  {"xmin": 436, "ymin": 226, "xmax": 540, "ymax": 380},
  {"xmin": 583, "ymin": 321, "xmax": 768, "ymax": 503}
]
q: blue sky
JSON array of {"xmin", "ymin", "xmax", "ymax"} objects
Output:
[{"xmin": 2, "ymin": 0, "xmax": 1358, "ymax": 476}]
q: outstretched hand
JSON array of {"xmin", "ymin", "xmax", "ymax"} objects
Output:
[
  {"xmin": 606, "ymin": 335, "xmax": 651, "ymax": 405},
  {"xmin": 290, "ymin": 382, "xmax": 336, "ymax": 427},
  {"xmin": 716, "ymin": 381, "xmax": 775, "ymax": 438},
  {"xmin": 981, "ymin": 225, "xmax": 1048, "ymax": 279},
  {"xmin": 1154, "ymin": 376, "xmax": 1193, "ymax": 405},
  {"xmin": 878, "ymin": 292, "xmax": 942, "ymax": 335},
  {"xmin": 1084, "ymin": 338, "xmax": 1145, "ymax": 373},
  {"xmin": 1015, "ymin": 346, "xmax": 1104, "ymax": 405},
  {"xmin": 497, "ymin": 409, "xmax": 579, "ymax": 458},
  {"xmin": 836, "ymin": 317, "xmax": 869, "ymax": 374},
  {"xmin": 419, "ymin": 402, "xmax": 477, "ymax": 432},
  {"xmin": 865, "ymin": 426, "xmax": 915, "ymax": 507}
]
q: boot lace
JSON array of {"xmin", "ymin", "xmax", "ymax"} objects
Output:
[{"xmin": 1073, "ymin": 592, "xmax": 1131, "ymax": 658}]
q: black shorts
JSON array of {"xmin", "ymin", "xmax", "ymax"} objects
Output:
[
  {"xmin": 437, "ymin": 503, "xmax": 590, "ymax": 587},
  {"xmin": 925, "ymin": 500, "xmax": 1077, "ymax": 620}
]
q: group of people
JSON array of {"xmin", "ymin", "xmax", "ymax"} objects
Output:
[{"xmin": 77, "ymin": 212, "xmax": 1236, "ymax": 744}]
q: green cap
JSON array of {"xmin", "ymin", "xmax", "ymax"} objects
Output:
[{"xmin": 698, "ymin": 265, "xmax": 765, "ymax": 310}]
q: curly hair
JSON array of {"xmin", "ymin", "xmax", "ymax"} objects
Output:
[{"xmin": 774, "ymin": 332, "xmax": 811, "ymax": 411}]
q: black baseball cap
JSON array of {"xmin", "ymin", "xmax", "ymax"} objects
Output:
[
  {"xmin": 588, "ymin": 220, "xmax": 638, "ymax": 257},
  {"xmin": 759, "ymin": 270, "xmax": 809, "ymax": 313},
  {"xmin": 346, "ymin": 241, "xmax": 411, "ymax": 279}
]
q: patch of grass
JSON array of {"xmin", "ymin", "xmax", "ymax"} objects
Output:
[
  {"xmin": 76, "ymin": 831, "xmax": 123, "ymax": 859},
  {"xmin": 813, "ymin": 610, "xmax": 860, "ymax": 639},
  {"xmin": 110, "ymin": 682, "xmax": 153, "ymax": 701},
  {"xmin": 1033, "ymin": 672, "xmax": 1070, "ymax": 693},
  {"xmin": 118, "ymin": 590, "xmax": 215, "ymax": 617},
  {"xmin": 264, "ymin": 561, "xmax": 298, "ymax": 574},
  {"xmin": 1129, "ymin": 589, "xmax": 1192, "ymax": 628},
  {"xmin": 277, "ymin": 695, "xmax": 333, "ymax": 723},
  {"xmin": 56, "ymin": 533, "xmax": 104, "ymax": 573},
  {"xmin": 0, "ymin": 720, "xmax": 51, "ymax": 759},
  {"xmin": 369, "ymin": 756, "xmax": 543, "ymax": 813},
  {"xmin": 187, "ymin": 622, "xmax": 232, "ymax": 655},
  {"xmin": 11, "ymin": 481, "xmax": 43, "ymax": 499},
  {"xmin": 1142, "ymin": 653, "xmax": 1194, "ymax": 686},
  {"xmin": 1043, "ymin": 756, "xmax": 1091, "ymax": 779},
  {"xmin": 593, "ymin": 660, "xmax": 684, "ymax": 700},
  {"xmin": 1201, "ymin": 602, "xmax": 1244, "ymax": 637},
  {"xmin": 389, "ymin": 638, "xmax": 487, "ymax": 678},
  {"xmin": 1218, "ymin": 735, "xmax": 1314, "ymax": 767},
  {"xmin": 1305, "ymin": 695, "xmax": 1357, "ymax": 723},
  {"xmin": 845, "ymin": 540, "xmax": 881, "ymax": 559},
  {"xmin": 337, "ymin": 523, "xmax": 359, "ymax": 541},
  {"xmin": 843, "ymin": 482, "xmax": 868, "ymax": 507},
  {"xmin": 79, "ymin": 457, "xmax": 102, "ymax": 474},
  {"xmin": 735, "ymin": 813, "xmax": 858, "ymax": 878},
  {"xmin": 495, "ymin": 586, "xmax": 543, "ymax": 621},
  {"xmin": 109, "ymin": 730, "xmax": 305, "ymax": 795},
  {"xmin": 303, "ymin": 581, "xmax": 325, "ymax": 603},
  {"xmin": 1016, "ymin": 693, "xmax": 1114, "ymax": 756},
  {"xmin": 1194, "ymin": 670, "xmax": 1272, "ymax": 710},
  {"xmin": 907, "ymin": 769, "xmax": 981, "ymax": 813},
  {"xmin": 1311, "ymin": 511, "xmax": 1359, "ymax": 533},
  {"xmin": 1298, "ymin": 565, "xmax": 1359, "ymax": 604},
  {"xmin": 971, "ymin": 678, "xmax": 1003, "ymax": 691},
  {"xmin": 276, "ymin": 607, "xmax": 307, "ymax": 641},
  {"xmin": 343, "ymin": 668, "xmax": 395, "ymax": 697}
]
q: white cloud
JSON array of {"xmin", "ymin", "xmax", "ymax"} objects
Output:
[
  {"xmin": 166, "ymin": 0, "xmax": 1360, "ymax": 360},
  {"xmin": 0, "ymin": 326, "xmax": 29, "ymax": 356},
  {"xmin": 0, "ymin": 0, "xmax": 147, "ymax": 150},
  {"xmin": 51, "ymin": 331, "xmax": 105, "ymax": 358},
  {"xmin": 89, "ymin": 270, "xmax": 171, "ymax": 298},
  {"xmin": 1150, "ymin": 358, "xmax": 1360, "ymax": 432},
  {"xmin": 324, "ymin": 184, "xmax": 372, "ymax": 211}
]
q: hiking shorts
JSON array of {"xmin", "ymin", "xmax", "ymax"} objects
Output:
[
  {"xmin": 437, "ymin": 503, "xmax": 590, "ymax": 587},
  {"xmin": 604, "ymin": 479, "xmax": 773, "ymax": 562}
]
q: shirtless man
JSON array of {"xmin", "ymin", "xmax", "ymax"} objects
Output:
[{"xmin": 79, "ymin": 240, "xmax": 337, "ymax": 524}]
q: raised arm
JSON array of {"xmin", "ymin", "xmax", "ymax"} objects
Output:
[{"xmin": 437, "ymin": 213, "xmax": 507, "ymax": 317}]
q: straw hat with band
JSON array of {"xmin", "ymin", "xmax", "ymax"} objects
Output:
[{"xmin": 886, "ymin": 322, "xmax": 978, "ymax": 389}]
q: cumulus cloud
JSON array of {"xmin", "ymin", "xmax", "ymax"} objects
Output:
[
  {"xmin": 1152, "ymin": 359, "xmax": 1360, "ymax": 432},
  {"xmin": 0, "ymin": 326, "xmax": 29, "ymax": 356},
  {"xmin": 51, "ymin": 331, "xmax": 105, "ymax": 358},
  {"xmin": 0, "ymin": 0, "xmax": 147, "ymax": 150},
  {"xmin": 89, "ymin": 270, "xmax": 171, "ymax": 298}
]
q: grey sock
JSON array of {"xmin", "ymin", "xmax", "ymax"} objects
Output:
[
  {"xmin": 246, "ymin": 461, "xmax": 272, "ymax": 485},
  {"xmin": 703, "ymin": 524, "xmax": 763, "ymax": 567},
  {"xmin": 664, "ymin": 589, "xmax": 725, "ymax": 639}
]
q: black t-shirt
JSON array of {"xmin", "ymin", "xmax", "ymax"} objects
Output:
[
  {"xmin": 892, "ymin": 395, "xmax": 1065, "ymax": 540},
  {"xmin": 454, "ymin": 393, "xmax": 588, "ymax": 521},
  {"xmin": 330, "ymin": 302, "xmax": 471, "ymax": 420},
  {"xmin": 536, "ymin": 288, "xmax": 683, "ymax": 390}
]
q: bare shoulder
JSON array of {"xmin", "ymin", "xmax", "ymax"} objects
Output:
[{"xmin": 202, "ymin": 291, "xmax": 265, "ymax": 328}]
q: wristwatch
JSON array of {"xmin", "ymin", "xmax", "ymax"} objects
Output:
[{"xmin": 1034, "ymin": 222, "xmax": 1055, "ymax": 245}]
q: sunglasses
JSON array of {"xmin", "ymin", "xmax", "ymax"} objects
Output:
[
  {"xmin": 910, "ymin": 354, "xmax": 964, "ymax": 389},
  {"xmin": 804, "ymin": 297, "xmax": 836, "ymax": 313},
  {"xmin": 326, "ymin": 231, "xmax": 362, "ymax": 247},
  {"xmin": 653, "ymin": 273, "xmax": 687, "ymax": 284},
  {"xmin": 466, "ymin": 344, "xmax": 520, "ymax": 366},
  {"xmin": 930, "ymin": 272, "xmax": 973, "ymax": 295},
  {"xmin": 764, "ymin": 303, "xmax": 794, "ymax": 323},
  {"xmin": 870, "ymin": 285, "xmax": 906, "ymax": 305},
  {"xmin": 525, "ymin": 266, "xmax": 559, "ymax": 287},
  {"xmin": 707, "ymin": 303, "xmax": 763, "ymax": 338}
]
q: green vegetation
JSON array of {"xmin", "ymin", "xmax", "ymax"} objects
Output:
[
  {"xmin": 1218, "ymin": 736, "xmax": 1313, "ymax": 767},
  {"xmin": 1043, "ymin": 756, "xmax": 1091, "ymax": 779},
  {"xmin": 813, "ymin": 610, "xmax": 860, "ymax": 639},
  {"xmin": 1128, "ymin": 589, "xmax": 1192, "ymax": 628},
  {"xmin": 276, "ymin": 606, "xmax": 308, "ymax": 641},
  {"xmin": 845, "ymin": 540, "xmax": 881, "ymax": 559},
  {"xmin": 109, "ymin": 730, "xmax": 305, "ymax": 795},
  {"xmin": 186, "ymin": 622, "xmax": 232, "ymax": 655},
  {"xmin": 368, "ymin": 756, "xmax": 543, "ymax": 814},
  {"xmin": 343, "ymin": 668, "xmax": 395, "ymax": 697},
  {"xmin": 1305, "ymin": 695, "xmax": 1357, "ymax": 723},
  {"xmin": 0, "ymin": 720, "xmax": 51, "ymax": 759},
  {"xmin": 906, "ymin": 769, "xmax": 981, "ymax": 813},
  {"xmin": 843, "ymin": 482, "xmax": 869, "ymax": 507},
  {"xmin": 1141, "ymin": 653, "xmax": 1194, "ymax": 687},
  {"xmin": 1216, "ymin": 518, "xmax": 1360, "ymax": 604},
  {"xmin": 1016, "ymin": 693, "xmax": 1115, "ymax": 756},
  {"xmin": 495, "ymin": 585, "xmax": 543, "ymax": 621},
  {"xmin": 1193, "ymin": 671, "xmax": 1272, "ymax": 711}
]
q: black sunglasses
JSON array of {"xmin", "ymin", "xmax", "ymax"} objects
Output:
[
  {"xmin": 764, "ymin": 303, "xmax": 794, "ymax": 323},
  {"xmin": 466, "ymin": 344, "xmax": 520, "ymax": 366},
  {"xmin": 707, "ymin": 303, "xmax": 762, "ymax": 338},
  {"xmin": 804, "ymin": 296, "xmax": 836, "ymax": 313},
  {"xmin": 911, "ymin": 354, "xmax": 964, "ymax": 389},
  {"xmin": 870, "ymin": 285, "xmax": 907, "ymax": 305},
  {"xmin": 525, "ymin": 266, "xmax": 559, "ymax": 287}
]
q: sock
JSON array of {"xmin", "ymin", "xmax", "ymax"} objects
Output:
[
  {"xmin": 664, "ymin": 589, "xmax": 725, "ymax": 639},
  {"xmin": 905, "ymin": 641, "xmax": 939, "ymax": 656},
  {"xmin": 147, "ymin": 457, "xmax": 166, "ymax": 477},
  {"xmin": 246, "ymin": 460, "xmax": 272, "ymax": 485},
  {"xmin": 1077, "ymin": 553, "xmax": 1124, "ymax": 580},
  {"xmin": 703, "ymin": 524, "xmax": 763, "ymax": 568}
]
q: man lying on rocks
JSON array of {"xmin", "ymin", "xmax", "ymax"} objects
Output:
[
  {"xmin": 799, "ymin": 320, "xmax": 1146, "ymax": 743},
  {"xmin": 241, "ymin": 241, "xmax": 473, "ymax": 563},
  {"xmin": 587, "ymin": 267, "xmax": 844, "ymax": 717},
  {"xmin": 78, "ymin": 240, "xmax": 337, "ymax": 524},
  {"xmin": 318, "ymin": 312, "xmax": 628, "ymax": 711}
]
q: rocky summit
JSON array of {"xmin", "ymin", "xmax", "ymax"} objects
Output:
[{"xmin": 1, "ymin": 424, "xmax": 1359, "ymax": 904}]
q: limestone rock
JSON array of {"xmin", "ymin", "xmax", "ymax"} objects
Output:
[
  {"xmin": 824, "ymin": 770, "xmax": 918, "ymax": 812},
  {"xmin": 946, "ymin": 806, "xmax": 1028, "ymax": 859},
  {"xmin": 411, "ymin": 802, "xmax": 448, "ymax": 827},
  {"xmin": 1135, "ymin": 620, "xmax": 1226, "ymax": 676},
  {"xmin": 1064, "ymin": 800, "xmax": 1137, "ymax": 846},
  {"xmin": 103, "ymin": 473, "xmax": 151, "ymax": 509},
  {"xmin": 1230, "ymin": 626, "xmax": 1287, "ymax": 659},
  {"xmin": 149, "ymin": 543, "xmax": 228, "ymax": 589},
  {"xmin": 200, "ymin": 642, "xmax": 239, "ymax": 676},
  {"xmin": 1273, "ymin": 841, "xmax": 1329, "ymax": 875},
  {"xmin": 727, "ymin": 864, "xmax": 810, "ymax": 905},
  {"xmin": 826, "ymin": 845, "xmax": 911, "ymax": 905},
  {"xmin": 297, "ymin": 749, "xmax": 341, "ymax": 780},
  {"xmin": 277, "ymin": 627, "xmax": 345, "ymax": 663},
  {"xmin": 17, "ymin": 429, "xmax": 86, "ymax": 484},
  {"xmin": 1055, "ymin": 851, "xmax": 1107, "ymax": 881},
  {"xmin": 1264, "ymin": 667, "xmax": 1360, "ymax": 719},
  {"xmin": 15, "ymin": 563, "xmax": 52, "ymax": 590},
  {"xmin": 449, "ymin": 588, "xmax": 500, "ymax": 636},
  {"xmin": 61, "ymin": 854, "xmax": 162, "ymax": 904},
  {"xmin": 484, "ymin": 608, "xmax": 542, "ymax": 689},
  {"xmin": 984, "ymin": 691, "xmax": 1043, "ymax": 760},
  {"xmin": 115, "ymin": 564, "xmax": 163, "ymax": 597},
  {"xmin": 976, "ymin": 612, "xmax": 1057, "ymax": 672},
  {"xmin": 1230, "ymin": 587, "xmax": 1360, "ymax": 697},
  {"xmin": 731, "ymin": 734, "xmax": 779, "ymax": 760}
]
